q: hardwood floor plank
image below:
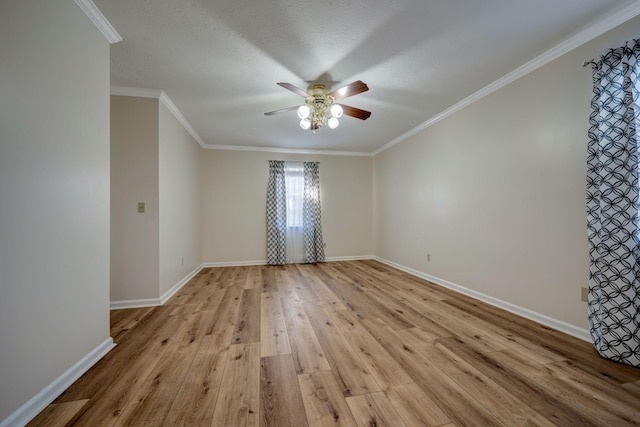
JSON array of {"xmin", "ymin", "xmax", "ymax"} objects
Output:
[
  {"xmin": 318, "ymin": 264, "xmax": 413, "ymax": 329},
  {"xmin": 193, "ymin": 281, "xmax": 227, "ymax": 313},
  {"xmin": 298, "ymin": 371, "xmax": 357, "ymax": 427},
  {"xmin": 329, "ymin": 308, "xmax": 412, "ymax": 388},
  {"xmin": 53, "ymin": 307, "xmax": 183, "ymax": 416},
  {"xmin": 394, "ymin": 326, "xmax": 440, "ymax": 348},
  {"xmin": 303, "ymin": 265, "xmax": 365, "ymax": 319},
  {"xmin": 215, "ymin": 266, "xmax": 235, "ymax": 283},
  {"xmin": 27, "ymin": 399, "xmax": 89, "ymax": 427},
  {"xmin": 232, "ymin": 288, "xmax": 261, "ymax": 344},
  {"xmin": 197, "ymin": 331, "xmax": 233, "ymax": 354},
  {"xmin": 110, "ymin": 307, "xmax": 154, "ymax": 341},
  {"xmin": 275, "ymin": 270, "xmax": 300, "ymax": 300},
  {"xmin": 385, "ymin": 382, "xmax": 451, "ymax": 427},
  {"xmin": 231, "ymin": 265, "xmax": 250, "ymax": 284},
  {"xmin": 112, "ymin": 321, "xmax": 203, "ymax": 426},
  {"xmin": 395, "ymin": 291, "xmax": 509, "ymax": 354},
  {"xmin": 354, "ymin": 260, "xmax": 454, "ymax": 300},
  {"xmin": 424, "ymin": 341, "xmax": 556, "ymax": 426},
  {"xmin": 415, "ymin": 293, "xmax": 567, "ymax": 364},
  {"xmin": 288, "ymin": 264, "xmax": 321, "ymax": 303},
  {"xmin": 162, "ymin": 338, "xmax": 229, "ymax": 426},
  {"xmin": 307, "ymin": 276, "xmax": 347, "ymax": 311},
  {"xmin": 260, "ymin": 355, "xmax": 309, "ymax": 427},
  {"xmin": 211, "ymin": 342, "xmax": 261, "ymax": 427},
  {"xmin": 206, "ymin": 284, "xmax": 243, "ymax": 335},
  {"xmin": 280, "ymin": 297, "xmax": 331, "ymax": 374},
  {"xmin": 442, "ymin": 297, "xmax": 640, "ymax": 383},
  {"xmin": 173, "ymin": 310, "xmax": 214, "ymax": 351},
  {"xmin": 397, "ymin": 291, "xmax": 566, "ymax": 364},
  {"xmin": 261, "ymin": 266, "xmax": 279, "ymax": 293},
  {"xmin": 243, "ymin": 265, "xmax": 261, "ymax": 289},
  {"xmin": 437, "ymin": 336, "xmax": 600, "ymax": 426},
  {"xmin": 622, "ymin": 380, "xmax": 640, "ymax": 394},
  {"xmin": 384, "ymin": 273, "xmax": 451, "ymax": 302},
  {"xmin": 304, "ymin": 302, "xmax": 381, "ymax": 397},
  {"xmin": 345, "ymin": 392, "xmax": 406, "ymax": 427},
  {"xmin": 361, "ymin": 318, "xmax": 504, "ymax": 426},
  {"xmin": 328, "ymin": 309, "xmax": 451, "ymax": 426},
  {"xmin": 200, "ymin": 266, "xmax": 225, "ymax": 281},
  {"xmin": 260, "ymin": 292, "xmax": 292, "ymax": 357},
  {"xmin": 532, "ymin": 361, "xmax": 640, "ymax": 426}
]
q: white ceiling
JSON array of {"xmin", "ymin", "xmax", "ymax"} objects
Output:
[{"xmin": 94, "ymin": 0, "xmax": 636, "ymax": 154}]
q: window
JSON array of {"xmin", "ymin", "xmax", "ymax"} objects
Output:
[{"xmin": 285, "ymin": 162, "xmax": 304, "ymax": 227}]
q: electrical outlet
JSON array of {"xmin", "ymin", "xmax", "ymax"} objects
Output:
[
  {"xmin": 581, "ymin": 287, "xmax": 589, "ymax": 302},
  {"xmin": 137, "ymin": 202, "xmax": 145, "ymax": 213},
  {"xmin": 323, "ymin": 243, "xmax": 327, "ymax": 248}
]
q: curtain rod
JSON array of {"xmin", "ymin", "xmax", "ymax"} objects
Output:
[{"xmin": 267, "ymin": 160, "xmax": 320, "ymax": 163}]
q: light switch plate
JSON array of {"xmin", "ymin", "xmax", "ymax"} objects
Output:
[
  {"xmin": 581, "ymin": 287, "xmax": 589, "ymax": 302},
  {"xmin": 138, "ymin": 202, "xmax": 145, "ymax": 213}
]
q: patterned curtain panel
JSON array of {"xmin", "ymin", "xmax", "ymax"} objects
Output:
[
  {"xmin": 586, "ymin": 39, "xmax": 640, "ymax": 367},
  {"xmin": 303, "ymin": 162, "xmax": 325, "ymax": 263},
  {"xmin": 267, "ymin": 160, "xmax": 287, "ymax": 265}
]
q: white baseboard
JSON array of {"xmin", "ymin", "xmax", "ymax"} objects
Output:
[
  {"xmin": 160, "ymin": 265, "xmax": 204, "ymax": 305},
  {"xmin": 373, "ymin": 256, "xmax": 591, "ymax": 342},
  {"xmin": 201, "ymin": 255, "xmax": 374, "ymax": 267},
  {"xmin": 202, "ymin": 260, "xmax": 266, "ymax": 267},
  {"xmin": 110, "ymin": 264, "xmax": 205, "ymax": 309},
  {"xmin": 110, "ymin": 298, "xmax": 162, "ymax": 310},
  {"xmin": 0, "ymin": 338, "xmax": 115, "ymax": 427},
  {"xmin": 325, "ymin": 255, "xmax": 374, "ymax": 262},
  {"xmin": 202, "ymin": 255, "xmax": 374, "ymax": 267}
]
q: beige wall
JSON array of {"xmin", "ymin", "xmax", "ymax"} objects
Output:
[
  {"xmin": 159, "ymin": 103, "xmax": 203, "ymax": 295},
  {"xmin": 373, "ymin": 16, "xmax": 640, "ymax": 330},
  {"xmin": 111, "ymin": 97, "xmax": 203, "ymax": 301},
  {"xmin": 0, "ymin": 0, "xmax": 111, "ymax": 421},
  {"xmin": 202, "ymin": 150, "xmax": 373, "ymax": 263},
  {"xmin": 110, "ymin": 96, "xmax": 160, "ymax": 301}
]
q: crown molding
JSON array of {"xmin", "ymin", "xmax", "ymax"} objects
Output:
[
  {"xmin": 110, "ymin": 86, "xmax": 206, "ymax": 147},
  {"xmin": 157, "ymin": 92, "xmax": 207, "ymax": 147},
  {"xmin": 372, "ymin": 0, "xmax": 640, "ymax": 157},
  {"xmin": 203, "ymin": 144, "xmax": 372, "ymax": 157},
  {"xmin": 111, "ymin": 86, "xmax": 163, "ymax": 98},
  {"xmin": 74, "ymin": 0, "xmax": 122, "ymax": 44}
]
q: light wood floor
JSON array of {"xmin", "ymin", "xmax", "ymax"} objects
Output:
[{"xmin": 30, "ymin": 260, "xmax": 640, "ymax": 426}]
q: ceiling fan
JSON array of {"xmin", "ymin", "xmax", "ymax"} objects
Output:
[{"xmin": 265, "ymin": 80, "xmax": 371, "ymax": 131}]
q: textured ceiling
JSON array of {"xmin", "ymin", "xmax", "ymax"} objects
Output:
[{"xmin": 95, "ymin": 0, "xmax": 635, "ymax": 154}]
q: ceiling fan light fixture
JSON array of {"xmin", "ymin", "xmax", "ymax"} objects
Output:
[
  {"xmin": 265, "ymin": 80, "xmax": 370, "ymax": 132},
  {"xmin": 297, "ymin": 105, "xmax": 311, "ymax": 119},
  {"xmin": 300, "ymin": 118, "xmax": 311, "ymax": 130},
  {"xmin": 330, "ymin": 104, "xmax": 343, "ymax": 118}
]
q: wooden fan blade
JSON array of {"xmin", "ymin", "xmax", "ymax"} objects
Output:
[
  {"xmin": 329, "ymin": 80, "xmax": 369, "ymax": 100},
  {"xmin": 339, "ymin": 104, "xmax": 371, "ymax": 120},
  {"xmin": 264, "ymin": 106, "xmax": 299, "ymax": 116},
  {"xmin": 277, "ymin": 82, "xmax": 309, "ymax": 97}
]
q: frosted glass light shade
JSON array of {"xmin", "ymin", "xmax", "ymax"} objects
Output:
[
  {"xmin": 328, "ymin": 117, "xmax": 339, "ymax": 129},
  {"xmin": 297, "ymin": 105, "xmax": 311, "ymax": 119},
  {"xmin": 330, "ymin": 104, "xmax": 343, "ymax": 118},
  {"xmin": 300, "ymin": 118, "xmax": 311, "ymax": 130}
]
